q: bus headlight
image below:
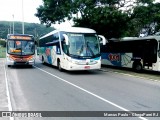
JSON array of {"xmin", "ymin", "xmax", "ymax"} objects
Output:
[
  {"xmin": 9, "ymin": 57, "xmax": 14, "ymax": 61},
  {"xmin": 29, "ymin": 58, "xmax": 34, "ymax": 61},
  {"xmin": 27, "ymin": 56, "xmax": 34, "ymax": 61},
  {"xmin": 66, "ymin": 57, "xmax": 72, "ymax": 62},
  {"xmin": 66, "ymin": 57, "xmax": 79, "ymax": 64},
  {"xmin": 72, "ymin": 60, "xmax": 79, "ymax": 64},
  {"xmin": 8, "ymin": 55, "xmax": 15, "ymax": 61}
]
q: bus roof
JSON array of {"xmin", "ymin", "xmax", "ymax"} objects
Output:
[
  {"xmin": 7, "ymin": 34, "xmax": 34, "ymax": 40},
  {"xmin": 120, "ymin": 36, "xmax": 160, "ymax": 42},
  {"xmin": 7, "ymin": 34, "xmax": 34, "ymax": 37},
  {"xmin": 40, "ymin": 27, "xmax": 97, "ymax": 39}
]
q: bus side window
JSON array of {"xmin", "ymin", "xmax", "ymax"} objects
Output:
[{"xmin": 53, "ymin": 33, "xmax": 59, "ymax": 41}]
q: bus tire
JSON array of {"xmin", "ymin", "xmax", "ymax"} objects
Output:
[
  {"xmin": 42, "ymin": 56, "xmax": 45, "ymax": 64},
  {"xmin": 57, "ymin": 60, "xmax": 63, "ymax": 72},
  {"xmin": 133, "ymin": 62, "xmax": 142, "ymax": 72},
  {"xmin": 8, "ymin": 65, "xmax": 11, "ymax": 67}
]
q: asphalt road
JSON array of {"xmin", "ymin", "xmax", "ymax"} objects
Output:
[{"xmin": 1, "ymin": 58, "xmax": 160, "ymax": 120}]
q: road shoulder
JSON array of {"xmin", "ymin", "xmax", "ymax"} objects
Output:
[
  {"xmin": 101, "ymin": 65, "xmax": 160, "ymax": 82},
  {"xmin": 0, "ymin": 58, "xmax": 8, "ymax": 111}
]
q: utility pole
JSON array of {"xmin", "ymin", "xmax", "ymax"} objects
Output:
[
  {"xmin": 22, "ymin": 0, "xmax": 24, "ymax": 34},
  {"xmin": 12, "ymin": 14, "xmax": 14, "ymax": 34},
  {"xmin": 9, "ymin": 22, "xmax": 11, "ymax": 34}
]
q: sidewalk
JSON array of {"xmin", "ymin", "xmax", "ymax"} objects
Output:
[{"xmin": 0, "ymin": 58, "xmax": 8, "ymax": 111}]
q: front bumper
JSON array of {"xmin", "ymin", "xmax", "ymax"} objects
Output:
[
  {"xmin": 6, "ymin": 58, "xmax": 35, "ymax": 66},
  {"xmin": 65, "ymin": 61, "xmax": 101, "ymax": 71}
]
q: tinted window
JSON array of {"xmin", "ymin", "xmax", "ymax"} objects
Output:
[{"xmin": 39, "ymin": 32, "xmax": 59, "ymax": 47}]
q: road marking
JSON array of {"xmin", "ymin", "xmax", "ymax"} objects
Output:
[
  {"xmin": 4, "ymin": 61, "xmax": 14, "ymax": 120},
  {"xmin": 35, "ymin": 66, "xmax": 147, "ymax": 120}
]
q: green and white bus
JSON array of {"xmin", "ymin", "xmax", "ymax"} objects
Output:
[{"xmin": 38, "ymin": 27, "xmax": 106, "ymax": 71}]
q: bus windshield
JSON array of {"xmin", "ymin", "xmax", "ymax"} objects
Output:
[
  {"xmin": 7, "ymin": 40, "xmax": 35, "ymax": 55},
  {"xmin": 63, "ymin": 33, "xmax": 100, "ymax": 58}
]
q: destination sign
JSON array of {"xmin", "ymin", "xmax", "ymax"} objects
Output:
[{"xmin": 9, "ymin": 35, "xmax": 32, "ymax": 40}]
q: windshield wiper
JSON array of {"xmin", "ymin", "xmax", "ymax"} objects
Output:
[{"xmin": 86, "ymin": 42, "xmax": 95, "ymax": 57}]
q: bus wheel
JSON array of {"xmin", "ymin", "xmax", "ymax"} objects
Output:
[
  {"xmin": 8, "ymin": 65, "xmax": 11, "ymax": 67},
  {"xmin": 42, "ymin": 56, "xmax": 45, "ymax": 64},
  {"xmin": 57, "ymin": 60, "xmax": 63, "ymax": 72},
  {"xmin": 133, "ymin": 62, "xmax": 142, "ymax": 72}
]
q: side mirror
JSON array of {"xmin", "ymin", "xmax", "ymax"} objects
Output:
[
  {"xmin": 63, "ymin": 34, "xmax": 69, "ymax": 45},
  {"xmin": 98, "ymin": 35, "xmax": 107, "ymax": 45}
]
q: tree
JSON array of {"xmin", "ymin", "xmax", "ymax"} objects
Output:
[
  {"xmin": 35, "ymin": 0, "xmax": 160, "ymax": 38},
  {"xmin": 134, "ymin": 2, "xmax": 160, "ymax": 36},
  {"xmin": 0, "ymin": 39, "xmax": 6, "ymax": 47},
  {"xmin": 35, "ymin": 0, "xmax": 74, "ymax": 26}
]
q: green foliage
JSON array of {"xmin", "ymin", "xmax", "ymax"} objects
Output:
[
  {"xmin": 35, "ymin": 0, "xmax": 73, "ymax": 26},
  {"xmin": 0, "ymin": 47, "xmax": 6, "ymax": 58},
  {"xmin": 132, "ymin": 2, "xmax": 160, "ymax": 35},
  {"xmin": 35, "ymin": 0, "xmax": 160, "ymax": 38},
  {"xmin": 0, "ymin": 21, "xmax": 55, "ymax": 39},
  {"xmin": 0, "ymin": 39, "xmax": 6, "ymax": 47},
  {"xmin": 0, "ymin": 39, "xmax": 6, "ymax": 58}
]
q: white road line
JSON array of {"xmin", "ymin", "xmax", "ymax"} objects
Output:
[
  {"xmin": 35, "ymin": 66, "xmax": 148, "ymax": 120},
  {"xmin": 4, "ymin": 62, "xmax": 14, "ymax": 120}
]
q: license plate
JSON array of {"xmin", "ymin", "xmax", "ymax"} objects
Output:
[
  {"xmin": 16, "ymin": 58, "xmax": 24, "ymax": 62},
  {"xmin": 84, "ymin": 66, "xmax": 90, "ymax": 69}
]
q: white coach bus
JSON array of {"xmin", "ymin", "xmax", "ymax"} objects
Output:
[{"xmin": 38, "ymin": 27, "xmax": 106, "ymax": 71}]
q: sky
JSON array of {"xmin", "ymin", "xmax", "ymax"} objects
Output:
[
  {"xmin": 0, "ymin": 0, "xmax": 42, "ymax": 23},
  {"xmin": 0, "ymin": 0, "xmax": 73, "ymax": 28}
]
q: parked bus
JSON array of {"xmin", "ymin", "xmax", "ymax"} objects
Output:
[
  {"xmin": 101, "ymin": 36, "xmax": 160, "ymax": 72},
  {"xmin": 38, "ymin": 27, "xmax": 106, "ymax": 71},
  {"xmin": 6, "ymin": 34, "xmax": 35, "ymax": 67}
]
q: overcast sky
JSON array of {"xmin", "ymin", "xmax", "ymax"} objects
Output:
[
  {"xmin": 0, "ymin": 0, "xmax": 73, "ymax": 28},
  {"xmin": 0, "ymin": 0, "xmax": 43, "ymax": 23}
]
